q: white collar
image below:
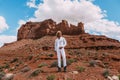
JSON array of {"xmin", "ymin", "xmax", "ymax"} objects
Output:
[{"xmin": 57, "ymin": 37, "xmax": 63, "ymax": 40}]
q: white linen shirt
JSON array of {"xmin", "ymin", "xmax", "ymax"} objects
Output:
[{"xmin": 55, "ymin": 37, "xmax": 67, "ymax": 51}]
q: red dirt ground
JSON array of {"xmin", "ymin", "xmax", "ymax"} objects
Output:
[{"xmin": 0, "ymin": 35, "xmax": 120, "ymax": 80}]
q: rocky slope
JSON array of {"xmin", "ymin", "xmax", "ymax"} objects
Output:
[{"xmin": 0, "ymin": 19, "xmax": 120, "ymax": 80}]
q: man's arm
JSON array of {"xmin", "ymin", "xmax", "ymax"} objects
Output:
[
  {"xmin": 63, "ymin": 38, "xmax": 67, "ymax": 47},
  {"xmin": 54, "ymin": 40, "xmax": 57, "ymax": 51}
]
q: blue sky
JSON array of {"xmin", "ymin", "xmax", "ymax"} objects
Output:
[
  {"xmin": 0, "ymin": 0, "xmax": 35, "ymax": 35},
  {"xmin": 94, "ymin": 0, "xmax": 120, "ymax": 23},
  {"xmin": 0, "ymin": 0, "xmax": 120, "ymax": 46}
]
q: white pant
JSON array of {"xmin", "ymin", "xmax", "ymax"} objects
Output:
[{"xmin": 57, "ymin": 48, "xmax": 67, "ymax": 67}]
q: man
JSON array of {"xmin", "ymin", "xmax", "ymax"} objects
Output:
[{"xmin": 54, "ymin": 31, "xmax": 67, "ymax": 72}]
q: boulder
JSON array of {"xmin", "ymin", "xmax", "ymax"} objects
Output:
[
  {"xmin": 3, "ymin": 73, "xmax": 14, "ymax": 80},
  {"xmin": 21, "ymin": 66, "xmax": 31, "ymax": 73}
]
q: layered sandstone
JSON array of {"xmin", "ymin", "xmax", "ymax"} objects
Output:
[{"xmin": 17, "ymin": 19, "xmax": 85, "ymax": 40}]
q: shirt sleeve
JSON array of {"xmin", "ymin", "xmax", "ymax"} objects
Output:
[
  {"xmin": 54, "ymin": 40, "xmax": 57, "ymax": 51},
  {"xmin": 62, "ymin": 37, "xmax": 67, "ymax": 47}
]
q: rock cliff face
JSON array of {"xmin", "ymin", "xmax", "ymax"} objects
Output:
[{"xmin": 17, "ymin": 19, "xmax": 85, "ymax": 40}]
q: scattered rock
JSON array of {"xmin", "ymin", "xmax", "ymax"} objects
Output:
[
  {"xmin": 107, "ymin": 75, "xmax": 119, "ymax": 80},
  {"xmin": 95, "ymin": 60, "xmax": 106, "ymax": 68},
  {"xmin": 3, "ymin": 73, "xmax": 14, "ymax": 80},
  {"xmin": 70, "ymin": 71, "xmax": 79, "ymax": 74},
  {"xmin": 112, "ymin": 75, "xmax": 119, "ymax": 80},
  {"xmin": 89, "ymin": 60, "xmax": 96, "ymax": 67},
  {"xmin": 21, "ymin": 66, "xmax": 31, "ymax": 73},
  {"xmin": 107, "ymin": 76, "xmax": 113, "ymax": 80}
]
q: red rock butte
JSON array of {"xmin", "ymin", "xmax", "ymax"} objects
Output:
[{"xmin": 17, "ymin": 19, "xmax": 85, "ymax": 40}]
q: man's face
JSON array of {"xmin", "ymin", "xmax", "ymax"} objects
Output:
[{"xmin": 57, "ymin": 33, "xmax": 61, "ymax": 38}]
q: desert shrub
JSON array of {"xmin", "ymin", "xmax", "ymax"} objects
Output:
[
  {"xmin": 28, "ymin": 55, "xmax": 33, "ymax": 60},
  {"xmin": 29, "ymin": 69, "xmax": 43, "ymax": 77},
  {"xmin": 0, "ymin": 66, "xmax": 2, "ymax": 69},
  {"xmin": 46, "ymin": 74, "xmax": 55, "ymax": 80},
  {"xmin": 15, "ymin": 63, "xmax": 20, "ymax": 67},
  {"xmin": 38, "ymin": 63, "xmax": 47, "ymax": 68},
  {"xmin": 47, "ymin": 53, "xmax": 54, "ymax": 57},
  {"xmin": 118, "ymin": 74, "xmax": 120, "ymax": 80},
  {"xmin": 89, "ymin": 60, "xmax": 96, "ymax": 67},
  {"xmin": 102, "ymin": 69, "xmax": 109, "ymax": 78},
  {"xmin": 50, "ymin": 59, "xmax": 77, "ymax": 67},
  {"xmin": 68, "ymin": 50, "xmax": 74, "ymax": 55},
  {"xmin": 0, "ymin": 72, "xmax": 5, "ymax": 80},
  {"xmin": 18, "ymin": 60, "xmax": 23, "ymax": 65},
  {"xmin": 0, "ymin": 69, "xmax": 3, "ymax": 72},
  {"xmin": 0, "ymin": 66, "xmax": 3, "ymax": 72},
  {"xmin": 34, "ymin": 57, "xmax": 40, "ymax": 61},
  {"xmin": 76, "ymin": 66, "xmax": 85, "ymax": 73},
  {"xmin": 68, "ymin": 49, "xmax": 81, "ymax": 56},
  {"xmin": 67, "ymin": 59, "xmax": 77, "ymax": 65},
  {"xmin": 9, "ymin": 67, "xmax": 15, "ymax": 71},
  {"xmin": 85, "ymin": 52, "xmax": 90, "ymax": 56},
  {"xmin": 103, "ymin": 62, "xmax": 109, "ymax": 68},
  {"xmin": 50, "ymin": 61, "xmax": 58, "ymax": 67},
  {"xmin": 67, "ymin": 78, "xmax": 73, "ymax": 80},
  {"xmin": 9, "ymin": 68, "xmax": 14, "ymax": 71},
  {"xmin": 10, "ymin": 58, "xmax": 18, "ymax": 63},
  {"xmin": 3, "ymin": 63, "xmax": 10, "ymax": 69},
  {"xmin": 68, "ymin": 52, "xmax": 73, "ymax": 55}
]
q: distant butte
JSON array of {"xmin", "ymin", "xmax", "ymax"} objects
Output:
[{"xmin": 17, "ymin": 19, "xmax": 85, "ymax": 40}]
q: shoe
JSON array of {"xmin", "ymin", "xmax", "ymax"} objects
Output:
[
  {"xmin": 64, "ymin": 66, "xmax": 67, "ymax": 72},
  {"xmin": 58, "ymin": 67, "xmax": 61, "ymax": 72}
]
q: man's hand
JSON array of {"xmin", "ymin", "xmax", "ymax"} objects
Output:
[{"xmin": 59, "ymin": 46, "xmax": 63, "ymax": 49}]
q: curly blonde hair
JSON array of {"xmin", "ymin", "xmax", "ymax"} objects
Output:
[{"xmin": 56, "ymin": 31, "xmax": 62, "ymax": 36}]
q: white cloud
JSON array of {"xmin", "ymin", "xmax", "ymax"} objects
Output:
[
  {"xmin": 25, "ymin": 0, "xmax": 120, "ymax": 41},
  {"xmin": 0, "ymin": 16, "xmax": 16, "ymax": 47},
  {"xmin": 85, "ymin": 19, "xmax": 120, "ymax": 40},
  {"xmin": 0, "ymin": 35, "xmax": 17, "ymax": 47},
  {"xmin": 28, "ymin": 0, "xmax": 106, "ymax": 24},
  {"xmin": 18, "ymin": 20, "xmax": 26, "ymax": 26},
  {"xmin": 17, "ymin": 20, "xmax": 26, "ymax": 30},
  {"xmin": 26, "ymin": 0, "xmax": 38, "ymax": 8},
  {"xmin": 0, "ymin": 16, "xmax": 9, "ymax": 33}
]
